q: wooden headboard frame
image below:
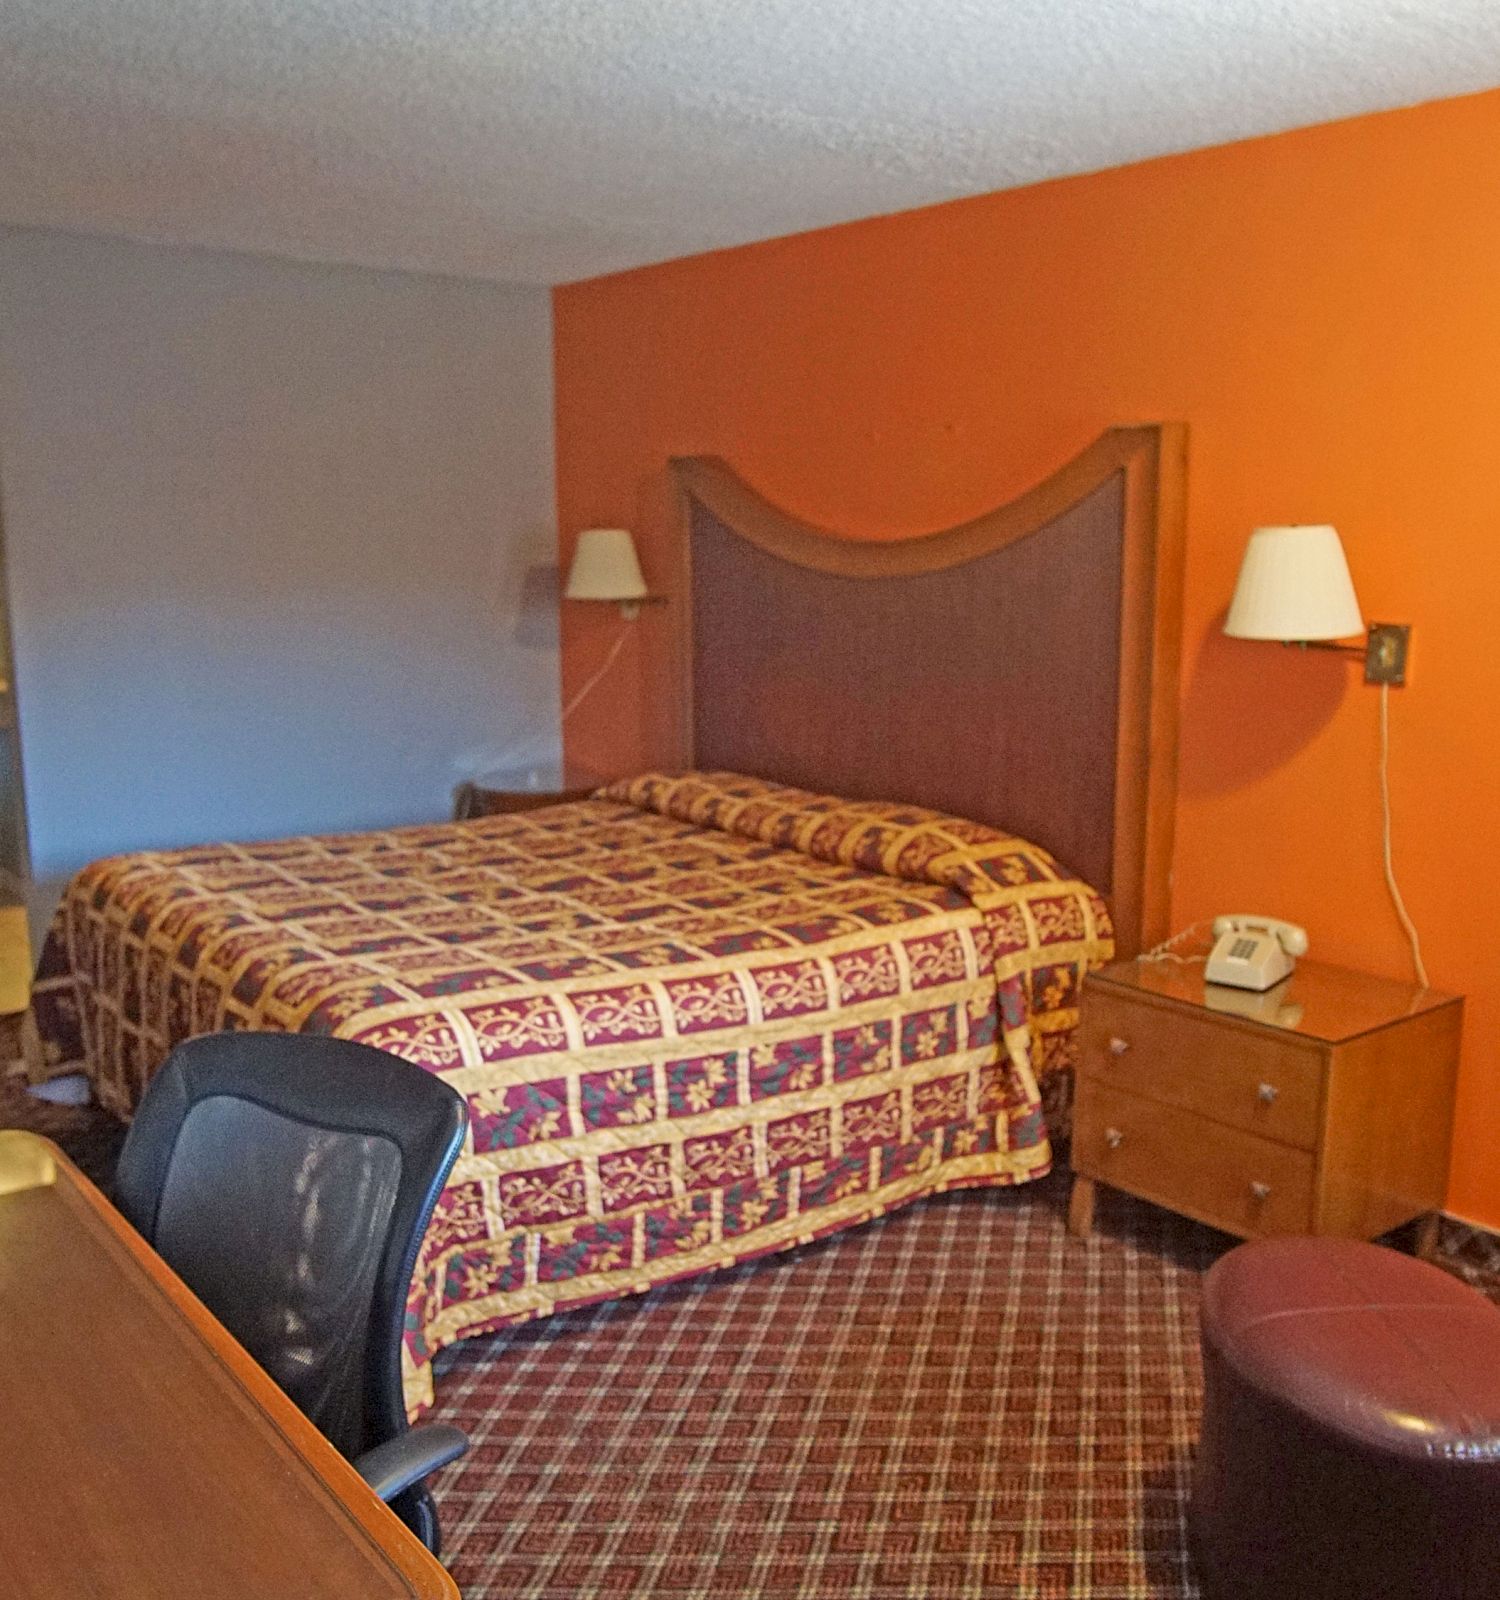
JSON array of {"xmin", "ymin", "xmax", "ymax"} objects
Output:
[{"xmin": 667, "ymin": 424, "xmax": 1185, "ymax": 957}]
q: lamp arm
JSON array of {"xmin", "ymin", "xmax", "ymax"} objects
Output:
[{"xmin": 1286, "ymin": 640, "xmax": 1365, "ymax": 658}]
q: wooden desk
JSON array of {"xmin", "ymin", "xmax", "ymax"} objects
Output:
[{"xmin": 0, "ymin": 1132, "xmax": 459, "ymax": 1600}]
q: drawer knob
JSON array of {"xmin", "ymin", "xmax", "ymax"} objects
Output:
[
  {"xmin": 1249, "ymin": 1181, "xmax": 1272, "ymax": 1203},
  {"xmin": 1105, "ymin": 1127, "xmax": 1125, "ymax": 1150},
  {"xmin": 1257, "ymin": 1083, "xmax": 1279, "ymax": 1105},
  {"xmin": 1108, "ymin": 1037, "xmax": 1131, "ymax": 1056}
]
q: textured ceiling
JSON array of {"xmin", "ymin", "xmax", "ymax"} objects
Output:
[{"xmin": 3, "ymin": 0, "xmax": 1499, "ymax": 286}]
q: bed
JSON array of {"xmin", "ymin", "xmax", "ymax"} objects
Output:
[{"xmin": 29, "ymin": 424, "xmax": 1185, "ymax": 1415}]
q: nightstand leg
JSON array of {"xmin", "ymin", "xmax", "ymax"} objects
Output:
[
  {"xmin": 1067, "ymin": 1174, "xmax": 1096, "ymax": 1239},
  {"xmin": 1413, "ymin": 1210, "xmax": 1442, "ymax": 1262}
]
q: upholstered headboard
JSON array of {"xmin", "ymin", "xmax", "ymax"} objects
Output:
[{"xmin": 666, "ymin": 426, "xmax": 1186, "ymax": 957}]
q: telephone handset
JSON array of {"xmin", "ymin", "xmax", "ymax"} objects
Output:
[{"xmin": 1204, "ymin": 914, "xmax": 1308, "ymax": 993}]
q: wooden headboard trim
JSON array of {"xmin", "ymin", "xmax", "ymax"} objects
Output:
[
  {"xmin": 671, "ymin": 428, "xmax": 1167, "ymax": 579},
  {"xmin": 668, "ymin": 424, "xmax": 1185, "ymax": 956},
  {"xmin": 1109, "ymin": 425, "xmax": 1186, "ymax": 955}
]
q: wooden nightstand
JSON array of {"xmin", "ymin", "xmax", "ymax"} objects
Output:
[
  {"xmin": 453, "ymin": 766, "xmax": 603, "ymax": 820},
  {"xmin": 1068, "ymin": 955, "xmax": 1462, "ymax": 1254}
]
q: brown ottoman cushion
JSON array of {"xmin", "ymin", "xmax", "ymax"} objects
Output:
[{"xmin": 1192, "ymin": 1238, "xmax": 1500, "ymax": 1599}]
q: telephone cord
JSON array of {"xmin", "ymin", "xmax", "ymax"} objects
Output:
[{"xmin": 1139, "ymin": 920, "xmax": 1210, "ymax": 965}]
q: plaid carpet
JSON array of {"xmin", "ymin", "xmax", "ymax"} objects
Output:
[
  {"xmin": 429, "ymin": 1174, "xmax": 1223, "ymax": 1599},
  {"xmin": 8, "ymin": 1066, "xmax": 1478, "ymax": 1596}
]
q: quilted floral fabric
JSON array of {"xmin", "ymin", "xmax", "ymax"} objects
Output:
[{"xmin": 31, "ymin": 772, "xmax": 1112, "ymax": 1415}]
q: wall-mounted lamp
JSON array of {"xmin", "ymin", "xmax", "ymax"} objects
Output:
[
  {"xmin": 1223, "ymin": 524, "xmax": 1409, "ymax": 686},
  {"xmin": 564, "ymin": 528, "xmax": 664, "ymax": 621},
  {"xmin": 1222, "ymin": 521, "xmax": 1427, "ymax": 987},
  {"xmin": 559, "ymin": 527, "xmax": 666, "ymax": 725}
]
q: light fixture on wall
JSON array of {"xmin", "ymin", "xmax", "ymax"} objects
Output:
[
  {"xmin": 564, "ymin": 527, "xmax": 662, "ymax": 621},
  {"xmin": 1223, "ymin": 522, "xmax": 1426, "ymax": 985},
  {"xmin": 560, "ymin": 527, "xmax": 664, "ymax": 723},
  {"xmin": 1224, "ymin": 524, "xmax": 1409, "ymax": 686}
]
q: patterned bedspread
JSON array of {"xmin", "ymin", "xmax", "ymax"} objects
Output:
[{"xmin": 31, "ymin": 772, "xmax": 1112, "ymax": 1414}]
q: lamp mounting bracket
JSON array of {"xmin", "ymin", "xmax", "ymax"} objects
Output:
[
  {"xmin": 1363, "ymin": 623, "xmax": 1410, "ymax": 687},
  {"xmin": 1289, "ymin": 623, "xmax": 1410, "ymax": 686}
]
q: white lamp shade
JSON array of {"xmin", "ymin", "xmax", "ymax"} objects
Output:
[
  {"xmin": 1223, "ymin": 525, "xmax": 1364, "ymax": 641},
  {"xmin": 565, "ymin": 528, "xmax": 648, "ymax": 602}
]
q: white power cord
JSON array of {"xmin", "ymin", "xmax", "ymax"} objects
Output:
[
  {"xmin": 1379, "ymin": 681, "xmax": 1428, "ymax": 988},
  {"xmin": 561, "ymin": 624, "xmax": 632, "ymax": 723}
]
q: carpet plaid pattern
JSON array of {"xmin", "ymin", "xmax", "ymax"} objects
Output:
[{"xmin": 429, "ymin": 1173, "xmax": 1221, "ymax": 1599}]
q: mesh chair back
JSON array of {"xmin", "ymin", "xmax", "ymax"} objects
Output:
[{"xmin": 115, "ymin": 1031, "xmax": 467, "ymax": 1458}]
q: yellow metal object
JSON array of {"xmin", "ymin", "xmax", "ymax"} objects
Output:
[
  {"xmin": 0, "ymin": 1130, "xmax": 56, "ymax": 1195},
  {"xmin": 0, "ymin": 904, "xmax": 30, "ymax": 1015}
]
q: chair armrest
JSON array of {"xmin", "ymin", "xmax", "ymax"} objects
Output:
[{"xmin": 354, "ymin": 1424, "xmax": 469, "ymax": 1504}]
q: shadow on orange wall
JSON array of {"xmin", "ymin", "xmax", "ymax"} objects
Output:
[{"xmin": 1178, "ymin": 610, "xmax": 1348, "ymax": 796}]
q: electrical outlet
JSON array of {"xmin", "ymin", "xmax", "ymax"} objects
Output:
[{"xmin": 1364, "ymin": 623, "xmax": 1410, "ymax": 686}]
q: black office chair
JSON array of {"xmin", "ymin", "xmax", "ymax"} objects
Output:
[{"xmin": 113, "ymin": 1030, "xmax": 470, "ymax": 1555}]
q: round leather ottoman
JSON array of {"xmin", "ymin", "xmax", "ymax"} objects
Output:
[{"xmin": 1192, "ymin": 1238, "xmax": 1500, "ymax": 1599}]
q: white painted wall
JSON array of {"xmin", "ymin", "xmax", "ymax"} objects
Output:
[{"xmin": 0, "ymin": 226, "xmax": 559, "ymax": 918}]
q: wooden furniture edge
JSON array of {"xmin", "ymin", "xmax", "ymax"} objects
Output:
[
  {"xmin": 1069, "ymin": 982, "xmax": 1463, "ymax": 1245},
  {"xmin": 1086, "ymin": 965, "xmax": 1464, "ymax": 1047},
  {"xmin": 670, "ymin": 428, "xmax": 1168, "ymax": 577},
  {"xmin": 668, "ymin": 424, "xmax": 1186, "ymax": 959},
  {"xmin": 14, "ymin": 1132, "xmax": 458, "ymax": 1600},
  {"xmin": 1313, "ymin": 1002, "xmax": 1463, "ymax": 1240},
  {"xmin": 1113, "ymin": 421, "xmax": 1186, "ymax": 955},
  {"xmin": 455, "ymin": 780, "xmax": 600, "ymax": 820}
]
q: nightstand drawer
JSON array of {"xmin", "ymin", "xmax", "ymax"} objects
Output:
[
  {"xmin": 1075, "ymin": 1082, "xmax": 1316, "ymax": 1238},
  {"xmin": 1080, "ymin": 989, "xmax": 1324, "ymax": 1150}
]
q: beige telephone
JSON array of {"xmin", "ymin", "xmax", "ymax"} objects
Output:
[{"xmin": 1205, "ymin": 914, "xmax": 1308, "ymax": 992}]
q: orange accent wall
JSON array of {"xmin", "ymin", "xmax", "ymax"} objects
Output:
[{"xmin": 555, "ymin": 86, "xmax": 1500, "ymax": 1226}]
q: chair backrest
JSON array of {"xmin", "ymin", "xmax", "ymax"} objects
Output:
[{"xmin": 114, "ymin": 1031, "xmax": 467, "ymax": 1458}]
